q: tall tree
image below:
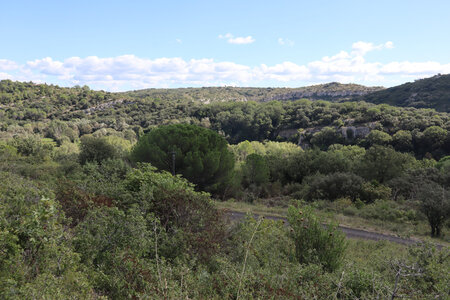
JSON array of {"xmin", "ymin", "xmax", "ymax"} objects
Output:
[{"xmin": 130, "ymin": 124, "xmax": 234, "ymax": 192}]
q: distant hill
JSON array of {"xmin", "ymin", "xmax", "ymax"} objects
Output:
[
  {"xmin": 123, "ymin": 82, "xmax": 384, "ymax": 103},
  {"xmin": 359, "ymin": 74, "xmax": 450, "ymax": 112},
  {"xmin": 1, "ymin": 79, "xmax": 449, "ymax": 160}
]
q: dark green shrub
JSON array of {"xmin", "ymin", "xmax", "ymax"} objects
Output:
[
  {"xmin": 79, "ymin": 135, "xmax": 119, "ymax": 164},
  {"xmin": 73, "ymin": 207, "xmax": 157, "ymax": 298},
  {"xmin": 287, "ymin": 204, "xmax": 347, "ymax": 272},
  {"xmin": 305, "ymin": 172, "xmax": 365, "ymax": 202},
  {"xmin": 0, "ymin": 172, "xmax": 93, "ymax": 298},
  {"xmin": 361, "ymin": 181, "xmax": 392, "ymax": 203},
  {"xmin": 121, "ymin": 164, "xmax": 227, "ymax": 261},
  {"xmin": 9, "ymin": 135, "xmax": 54, "ymax": 160},
  {"xmin": 343, "ymin": 269, "xmax": 375, "ymax": 298}
]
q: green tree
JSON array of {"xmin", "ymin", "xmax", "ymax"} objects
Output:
[
  {"xmin": 242, "ymin": 153, "xmax": 270, "ymax": 186},
  {"xmin": 79, "ymin": 135, "xmax": 119, "ymax": 164},
  {"xmin": 422, "ymin": 126, "xmax": 447, "ymax": 148},
  {"xmin": 359, "ymin": 146, "xmax": 416, "ymax": 183},
  {"xmin": 305, "ymin": 172, "xmax": 365, "ymax": 202},
  {"xmin": 230, "ymin": 140, "xmax": 255, "ymax": 162},
  {"xmin": 392, "ymin": 130, "xmax": 413, "ymax": 152},
  {"xmin": 366, "ymin": 130, "xmax": 392, "ymax": 146},
  {"xmin": 436, "ymin": 156, "xmax": 450, "ymax": 171},
  {"xmin": 310, "ymin": 127, "xmax": 344, "ymax": 150},
  {"xmin": 130, "ymin": 124, "xmax": 234, "ymax": 192},
  {"xmin": 419, "ymin": 126, "xmax": 448, "ymax": 158},
  {"xmin": 416, "ymin": 182, "xmax": 450, "ymax": 237}
]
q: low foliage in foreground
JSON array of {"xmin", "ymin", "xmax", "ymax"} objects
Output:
[{"xmin": 0, "ymin": 129, "xmax": 449, "ymax": 298}]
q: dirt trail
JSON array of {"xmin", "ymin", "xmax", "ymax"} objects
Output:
[{"xmin": 225, "ymin": 210, "xmax": 443, "ymax": 247}]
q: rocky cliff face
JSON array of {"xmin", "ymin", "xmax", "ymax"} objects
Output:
[
  {"xmin": 340, "ymin": 126, "xmax": 371, "ymax": 139},
  {"xmin": 260, "ymin": 83, "xmax": 383, "ymax": 102},
  {"xmin": 82, "ymin": 99, "xmax": 134, "ymax": 114},
  {"xmin": 278, "ymin": 122, "xmax": 375, "ymax": 149}
]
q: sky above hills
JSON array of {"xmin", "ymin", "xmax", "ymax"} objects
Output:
[{"xmin": 1, "ymin": 0, "xmax": 449, "ymax": 91}]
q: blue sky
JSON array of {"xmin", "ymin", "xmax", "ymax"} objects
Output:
[{"xmin": 1, "ymin": 0, "xmax": 449, "ymax": 91}]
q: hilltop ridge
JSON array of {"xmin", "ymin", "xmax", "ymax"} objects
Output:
[
  {"xmin": 359, "ymin": 74, "xmax": 450, "ymax": 112},
  {"xmin": 1, "ymin": 74, "xmax": 449, "ymax": 116},
  {"xmin": 122, "ymin": 82, "xmax": 384, "ymax": 103}
]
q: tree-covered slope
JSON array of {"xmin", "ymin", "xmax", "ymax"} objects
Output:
[
  {"xmin": 1, "ymin": 79, "xmax": 450, "ymax": 160},
  {"xmin": 359, "ymin": 74, "xmax": 450, "ymax": 112},
  {"xmin": 0, "ymin": 80, "xmax": 123, "ymax": 120},
  {"xmin": 0, "ymin": 80, "xmax": 381, "ymax": 123},
  {"xmin": 122, "ymin": 82, "xmax": 384, "ymax": 103}
]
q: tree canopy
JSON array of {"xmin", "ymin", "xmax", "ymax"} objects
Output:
[{"xmin": 130, "ymin": 124, "xmax": 234, "ymax": 192}]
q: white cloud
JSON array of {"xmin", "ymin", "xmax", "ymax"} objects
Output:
[
  {"xmin": 1, "ymin": 41, "xmax": 449, "ymax": 90},
  {"xmin": 219, "ymin": 33, "xmax": 255, "ymax": 44},
  {"xmin": 27, "ymin": 57, "xmax": 67, "ymax": 76},
  {"xmin": 351, "ymin": 41, "xmax": 394, "ymax": 56},
  {"xmin": 278, "ymin": 38, "xmax": 294, "ymax": 46},
  {"xmin": 380, "ymin": 61, "xmax": 450, "ymax": 75},
  {"xmin": 0, "ymin": 59, "xmax": 18, "ymax": 71},
  {"xmin": 176, "ymin": 39, "xmax": 182, "ymax": 44},
  {"xmin": 0, "ymin": 72, "xmax": 14, "ymax": 80},
  {"xmin": 257, "ymin": 62, "xmax": 309, "ymax": 81},
  {"xmin": 23, "ymin": 55, "xmax": 255, "ymax": 88},
  {"xmin": 385, "ymin": 41, "xmax": 394, "ymax": 49}
]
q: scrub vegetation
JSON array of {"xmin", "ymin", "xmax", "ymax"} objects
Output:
[{"xmin": 0, "ymin": 78, "xmax": 449, "ymax": 298}]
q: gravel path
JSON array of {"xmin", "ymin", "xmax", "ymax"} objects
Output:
[{"xmin": 225, "ymin": 210, "xmax": 437, "ymax": 247}]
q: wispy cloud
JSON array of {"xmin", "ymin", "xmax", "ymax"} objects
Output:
[
  {"xmin": 176, "ymin": 39, "xmax": 182, "ymax": 44},
  {"xmin": 1, "ymin": 41, "xmax": 449, "ymax": 90},
  {"xmin": 219, "ymin": 33, "xmax": 255, "ymax": 44},
  {"xmin": 351, "ymin": 41, "xmax": 394, "ymax": 56},
  {"xmin": 278, "ymin": 38, "xmax": 294, "ymax": 46}
]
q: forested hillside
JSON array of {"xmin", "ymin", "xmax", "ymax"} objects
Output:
[
  {"xmin": 1, "ymin": 79, "xmax": 449, "ymax": 298},
  {"xmin": 123, "ymin": 82, "xmax": 383, "ymax": 103},
  {"xmin": 1, "ymin": 79, "xmax": 450, "ymax": 160},
  {"xmin": 359, "ymin": 74, "xmax": 450, "ymax": 112}
]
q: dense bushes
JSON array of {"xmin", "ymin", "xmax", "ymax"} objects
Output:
[
  {"xmin": 121, "ymin": 164, "xmax": 227, "ymax": 261},
  {"xmin": 79, "ymin": 135, "xmax": 120, "ymax": 164},
  {"xmin": 304, "ymin": 172, "xmax": 365, "ymax": 202},
  {"xmin": 2, "ymin": 129, "xmax": 448, "ymax": 237},
  {"xmin": 0, "ymin": 173, "xmax": 94, "ymax": 298},
  {"xmin": 73, "ymin": 207, "xmax": 157, "ymax": 298},
  {"xmin": 225, "ymin": 141, "xmax": 448, "ymax": 237},
  {"xmin": 241, "ymin": 153, "xmax": 270, "ymax": 187},
  {"xmin": 1, "ymin": 133, "xmax": 449, "ymax": 298}
]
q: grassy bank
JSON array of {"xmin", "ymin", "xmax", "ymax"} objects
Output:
[{"xmin": 216, "ymin": 199, "xmax": 450, "ymax": 245}]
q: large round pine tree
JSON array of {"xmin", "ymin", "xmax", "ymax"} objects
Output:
[{"xmin": 131, "ymin": 124, "xmax": 235, "ymax": 192}]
